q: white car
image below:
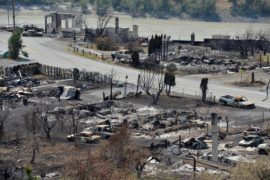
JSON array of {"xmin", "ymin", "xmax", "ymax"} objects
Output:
[
  {"xmin": 219, "ymin": 95, "xmax": 255, "ymax": 109},
  {"xmin": 239, "ymin": 135, "xmax": 264, "ymax": 147}
]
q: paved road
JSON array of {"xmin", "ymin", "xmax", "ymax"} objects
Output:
[{"xmin": 0, "ymin": 31, "xmax": 269, "ymax": 109}]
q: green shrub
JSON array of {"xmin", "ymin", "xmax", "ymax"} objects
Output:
[{"xmin": 95, "ymin": 37, "xmax": 118, "ymax": 51}]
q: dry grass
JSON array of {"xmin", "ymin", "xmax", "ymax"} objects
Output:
[
  {"xmin": 39, "ymin": 142, "xmax": 71, "ymax": 155},
  {"xmin": 0, "ymin": 147, "xmax": 13, "ymax": 155},
  {"xmin": 216, "ymin": 0, "xmax": 232, "ymax": 11},
  {"xmin": 231, "ymin": 80, "xmax": 266, "ymax": 87},
  {"xmin": 196, "ymin": 172, "xmax": 224, "ymax": 180},
  {"xmin": 230, "ymin": 158, "xmax": 270, "ymax": 180}
]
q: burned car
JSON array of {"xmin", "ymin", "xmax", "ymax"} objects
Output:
[
  {"xmin": 59, "ymin": 86, "xmax": 81, "ymax": 100},
  {"xmin": 219, "ymin": 95, "xmax": 255, "ymax": 109},
  {"xmin": 183, "ymin": 137, "xmax": 208, "ymax": 150},
  {"xmin": 239, "ymin": 135, "xmax": 264, "ymax": 147},
  {"xmin": 23, "ymin": 30, "xmax": 43, "ymax": 37},
  {"xmin": 258, "ymin": 143, "xmax": 270, "ymax": 155}
]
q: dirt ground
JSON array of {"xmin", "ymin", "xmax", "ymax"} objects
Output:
[
  {"xmin": 185, "ymin": 69, "xmax": 269, "ymax": 92},
  {"xmin": 120, "ymin": 94, "xmax": 270, "ymax": 128}
]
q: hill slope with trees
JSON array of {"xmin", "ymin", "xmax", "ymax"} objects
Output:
[{"xmin": 1, "ymin": 0, "xmax": 270, "ymax": 21}]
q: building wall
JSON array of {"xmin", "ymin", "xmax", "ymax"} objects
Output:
[{"xmin": 45, "ymin": 13, "xmax": 82, "ymax": 34}]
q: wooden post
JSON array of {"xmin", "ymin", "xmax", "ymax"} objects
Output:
[
  {"xmin": 260, "ymin": 53, "xmax": 262, "ymax": 69},
  {"xmin": 136, "ymin": 74, "xmax": 140, "ymax": 96},
  {"xmin": 103, "ymin": 92, "xmax": 106, "ymax": 101},
  {"xmin": 182, "ymin": 89, "xmax": 185, "ymax": 109},
  {"xmin": 179, "ymin": 135, "xmax": 182, "ymax": 149},
  {"xmin": 0, "ymin": 97, "xmax": 2, "ymax": 110},
  {"xmin": 263, "ymin": 111, "xmax": 265, "ymax": 124},
  {"xmin": 54, "ymin": 67, "xmax": 56, "ymax": 78},
  {"xmin": 249, "ymin": 114, "xmax": 251, "ymax": 128},
  {"xmin": 251, "ymin": 71, "xmax": 255, "ymax": 83},
  {"xmin": 226, "ymin": 116, "xmax": 229, "ymax": 133},
  {"xmin": 268, "ymin": 122, "xmax": 270, "ymax": 136},
  {"xmin": 124, "ymin": 75, "xmax": 128, "ymax": 98}
]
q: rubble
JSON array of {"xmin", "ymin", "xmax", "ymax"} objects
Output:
[
  {"xmin": 59, "ymin": 86, "xmax": 80, "ymax": 100},
  {"xmin": 0, "ymin": 62, "xmax": 269, "ymax": 179}
]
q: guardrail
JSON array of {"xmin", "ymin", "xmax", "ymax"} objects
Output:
[{"xmin": 71, "ymin": 43, "xmax": 103, "ymax": 59}]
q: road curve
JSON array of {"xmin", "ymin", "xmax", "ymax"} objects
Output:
[{"xmin": 0, "ymin": 31, "xmax": 269, "ymax": 109}]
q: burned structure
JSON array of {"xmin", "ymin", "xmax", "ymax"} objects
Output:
[
  {"xmin": 85, "ymin": 17, "xmax": 139, "ymax": 43},
  {"xmin": 45, "ymin": 12, "xmax": 82, "ymax": 35}
]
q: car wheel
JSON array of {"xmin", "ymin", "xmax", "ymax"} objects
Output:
[
  {"xmin": 221, "ymin": 101, "xmax": 227, "ymax": 106},
  {"xmin": 259, "ymin": 150, "xmax": 268, "ymax": 155}
]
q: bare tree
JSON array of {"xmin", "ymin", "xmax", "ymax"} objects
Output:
[
  {"xmin": 233, "ymin": 29, "xmax": 256, "ymax": 58},
  {"xmin": 257, "ymin": 30, "xmax": 270, "ymax": 56},
  {"xmin": 140, "ymin": 68, "xmax": 165, "ymax": 105},
  {"xmin": 32, "ymin": 103, "xmax": 59, "ymax": 140},
  {"xmin": 66, "ymin": 124, "xmax": 150, "ymax": 179},
  {"xmin": 29, "ymin": 109, "xmax": 41, "ymax": 164},
  {"xmin": 83, "ymin": 17, "xmax": 88, "ymax": 42},
  {"xmin": 109, "ymin": 69, "xmax": 117, "ymax": 100},
  {"xmin": 66, "ymin": 112, "xmax": 80, "ymax": 145},
  {"xmin": 0, "ymin": 109, "xmax": 9, "ymax": 140},
  {"xmin": 96, "ymin": 0, "xmax": 112, "ymax": 37},
  {"xmin": 41, "ymin": 114, "xmax": 57, "ymax": 140}
]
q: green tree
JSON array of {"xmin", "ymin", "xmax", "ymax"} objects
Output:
[
  {"xmin": 164, "ymin": 63, "xmax": 177, "ymax": 96},
  {"xmin": 73, "ymin": 68, "xmax": 80, "ymax": 85},
  {"xmin": 8, "ymin": 29, "xmax": 24, "ymax": 59},
  {"xmin": 25, "ymin": 165, "xmax": 39, "ymax": 180},
  {"xmin": 200, "ymin": 78, "xmax": 208, "ymax": 103},
  {"xmin": 131, "ymin": 51, "xmax": 140, "ymax": 67},
  {"xmin": 80, "ymin": 0, "xmax": 89, "ymax": 14}
]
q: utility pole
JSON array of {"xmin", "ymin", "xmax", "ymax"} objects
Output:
[
  {"xmin": 12, "ymin": 0, "xmax": 16, "ymax": 28},
  {"xmin": 211, "ymin": 113, "xmax": 218, "ymax": 163},
  {"xmin": 7, "ymin": 0, "xmax": 10, "ymax": 27},
  {"xmin": 124, "ymin": 75, "xmax": 128, "ymax": 98}
]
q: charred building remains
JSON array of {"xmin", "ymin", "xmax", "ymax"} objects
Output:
[
  {"xmin": 85, "ymin": 17, "xmax": 139, "ymax": 43},
  {"xmin": 45, "ymin": 12, "xmax": 82, "ymax": 35}
]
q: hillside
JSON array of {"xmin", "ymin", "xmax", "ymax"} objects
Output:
[{"xmin": 0, "ymin": 0, "xmax": 270, "ymax": 21}]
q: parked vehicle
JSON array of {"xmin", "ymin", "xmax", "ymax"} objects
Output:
[
  {"xmin": 59, "ymin": 86, "xmax": 81, "ymax": 100},
  {"xmin": 262, "ymin": 67, "xmax": 270, "ymax": 73},
  {"xmin": 258, "ymin": 143, "xmax": 270, "ymax": 155},
  {"xmin": 111, "ymin": 50, "xmax": 131, "ymax": 61},
  {"xmin": 66, "ymin": 134, "xmax": 78, "ymax": 142},
  {"xmin": 23, "ymin": 30, "xmax": 43, "ymax": 37},
  {"xmin": 93, "ymin": 124, "xmax": 113, "ymax": 139},
  {"xmin": 219, "ymin": 95, "xmax": 255, "ymax": 109},
  {"xmin": 244, "ymin": 126, "xmax": 266, "ymax": 136},
  {"xmin": 239, "ymin": 135, "xmax": 264, "ymax": 147},
  {"xmin": 80, "ymin": 130, "xmax": 100, "ymax": 144}
]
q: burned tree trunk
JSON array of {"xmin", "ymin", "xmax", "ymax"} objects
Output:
[
  {"xmin": 0, "ymin": 110, "xmax": 9, "ymax": 140},
  {"xmin": 263, "ymin": 80, "xmax": 270, "ymax": 101},
  {"xmin": 200, "ymin": 78, "xmax": 208, "ymax": 104},
  {"xmin": 251, "ymin": 72, "xmax": 255, "ymax": 83},
  {"xmin": 226, "ymin": 116, "xmax": 229, "ymax": 133}
]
